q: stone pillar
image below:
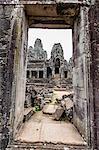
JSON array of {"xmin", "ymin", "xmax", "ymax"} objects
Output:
[
  {"xmin": 43, "ymin": 69, "xmax": 46, "ymax": 78},
  {"xmin": 29, "ymin": 70, "xmax": 31, "ymax": 78},
  {"xmin": 73, "ymin": 5, "xmax": 91, "ymax": 143},
  {"xmin": 0, "ymin": 5, "xmax": 29, "ymax": 147},
  {"xmin": 59, "ymin": 68, "xmax": 61, "ymax": 78},
  {"xmin": 43, "ymin": 64, "xmax": 47, "ymax": 78},
  {"xmin": 60, "ymin": 67, "xmax": 64, "ymax": 79},
  {"xmin": 52, "ymin": 67, "xmax": 55, "ymax": 78},
  {"xmin": 0, "ymin": 4, "xmax": 28, "ymax": 149},
  {"xmin": 10, "ymin": 5, "xmax": 28, "ymax": 138},
  {"xmin": 37, "ymin": 70, "xmax": 39, "ymax": 78}
]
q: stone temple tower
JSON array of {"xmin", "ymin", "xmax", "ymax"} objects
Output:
[
  {"xmin": 28, "ymin": 38, "xmax": 47, "ymax": 61},
  {"xmin": 50, "ymin": 43, "xmax": 68, "ymax": 78}
]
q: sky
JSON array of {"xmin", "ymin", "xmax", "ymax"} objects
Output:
[{"xmin": 28, "ymin": 28, "xmax": 73, "ymax": 62}]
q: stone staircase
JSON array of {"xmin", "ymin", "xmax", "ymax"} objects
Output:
[
  {"xmin": 7, "ymin": 141, "xmax": 88, "ymax": 150},
  {"xmin": 48, "ymin": 75, "xmax": 73, "ymax": 90}
]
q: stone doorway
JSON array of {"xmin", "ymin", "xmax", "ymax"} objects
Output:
[
  {"xmin": 39, "ymin": 70, "xmax": 43, "ymax": 78},
  {"xmin": 47, "ymin": 67, "xmax": 52, "ymax": 78},
  {"xmin": 11, "ymin": 3, "xmax": 90, "ymax": 148},
  {"xmin": 64, "ymin": 71, "xmax": 68, "ymax": 78},
  {"xmin": 17, "ymin": 2, "xmax": 89, "ymax": 147},
  {"xmin": 0, "ymin": 1, "xmax": 97, "ymax": 150},
  {"xmin": 55, "ymin": 58, "xmax": 60, "ymax": 74},
  {"xmin": 55, "ymin": 67, "xmax": 59, "ymax": 74}
]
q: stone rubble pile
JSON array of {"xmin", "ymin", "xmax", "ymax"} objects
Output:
[
  {"xmin": 25, "ymin": 86, "xmax": 53, "ymax": 109},
  {"xmin": 25, "ymin": 85, "xmax": 73, "ymax": 122},
  {"xmin": 53, "ymin": 94, "xmax": 73, "ymax": 121}
]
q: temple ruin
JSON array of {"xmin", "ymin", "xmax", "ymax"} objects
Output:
[
  {"xmin": 26, "ymin": 38, "xmax": 72, "ymax": 87},
  {"xmin": 0, "ymin": 0, "xmax": 99, "ymax": 150},
  {"xmin": 24, "ymin": 38, "xmax": 73, "ymax": 114}
]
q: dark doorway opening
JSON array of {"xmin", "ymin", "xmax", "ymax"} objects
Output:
[
  {"xmin": 55, "ymin": 58, "xmax": 60, "ymax": 74},
  {"xmin": 39, "ymin": 70, "xmax": 43, "ymax": 78},
  {"xmin": 32, "ymin": 71, "xmax": 37, "ymax": 78},
  {"xmin": 64, "ymin": 71, "xmax": 68, "ymax": 78},
  {"xmin": 55, "ymin": 58, "xmax": 60, "ymax": 68},
  {"xmin": 47, "ymin": 67, "xmax": 52, "ymax": 78},
  {"xmin": 55, "ymin": 67, "xmax": 59, "ymax": 74},
  {"xmin": 27, "ymin": 70, "xmax": 30, "ymax": 78}
]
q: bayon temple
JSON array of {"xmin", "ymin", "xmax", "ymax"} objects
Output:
[
  {"xmin": 26, "ymin": 38, "xmax": 73, "ymax": 88},
  {"xmin": 0, "ymin": 1, "xmax": 99, "ymax": 150},
  {"xmin": 24, "ymin": 38, "xmax": 73, "ymax": 108},
  {"xmin": 25, "ymin": 38, "xmax": 73, "ymax": 109}
]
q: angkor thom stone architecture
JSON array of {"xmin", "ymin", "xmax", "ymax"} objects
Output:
[
  {"xmin": 26, "ymin": 38, "xmax": 72, "ymax": 87},
  {"xmin": 0, "ymin": 1, "xmax": 99, "ymax": 150}
]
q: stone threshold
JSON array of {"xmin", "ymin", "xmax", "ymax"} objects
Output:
[{"xmin": 7, "ymin": 141, "xmax": 88, "ymax": 150}]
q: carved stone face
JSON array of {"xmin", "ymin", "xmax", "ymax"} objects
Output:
[
  {"xmin": 28, "ymin": 38, "xmax": 47, "ymax": 61},
  {"xmin": 29, "ymin": 46, "xmax": 33, "ymax": 52},
  {"xmin": 51, "ymin": 43, "xmax": 64, "ymax": 62},
  {"xmin": 34, "ymin": 38, "xmax": 43, "ymax": 49}
]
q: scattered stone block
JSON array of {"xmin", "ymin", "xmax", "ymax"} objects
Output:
[
  {"xmin": 23, "ymin": 108, "xmax": 34, "ymax": 122},
  {"xmin": 62, "ymin": 93, "xmax": 73, "ymax": 100},
  {"xmin": 42, "ymin": 104, "xmax": 58, "ymax": 115},
  {"xmin": 53, "ymin": 106, "xmax": 64, "ymax": 120},
  {"xmin": 61, "ymin": 98, "xmax": 73, "ymax": 110}
]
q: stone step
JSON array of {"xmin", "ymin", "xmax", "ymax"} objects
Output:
[{"xmin": 7, "ymin": 142, "xmax": 87, "ymax": 150}]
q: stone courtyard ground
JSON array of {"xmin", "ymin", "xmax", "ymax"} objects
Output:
[
  {"xmin": 15, "ymin": 111, "xmax": 86, "ymax": 146},
  {"xmin": 15, "ymin": 90, "xmax": 86, "ymax": 147}
]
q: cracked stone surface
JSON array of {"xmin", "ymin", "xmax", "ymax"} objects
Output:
[{"xmin": 15, "ymin": 111, "xmax": 86, "ymax": 146}]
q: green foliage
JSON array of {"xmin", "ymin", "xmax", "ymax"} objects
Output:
[{"xmin": 34, "ymin": 105, "xmax": 40, "ymax": 112}]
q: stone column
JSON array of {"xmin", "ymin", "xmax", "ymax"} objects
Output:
[
  {"xmin": 29, "ymin": 70, "xmax": 31, "ymax": 78},
  {"xmin": 0, "ymin": 4, "xmax": 28, "ymax": 148},
  {"xmin": 52, "ymin": 67, "xmax": 55, "ymax": 78},
  {"xmin": 43, "ymin": 63, "xmax": 47, "ymax": 78},
  {"xmin": 43, "ymin": 69, "xmax": 46, "ymax": 78},
  {"xmin": 61, "ymin": 68, "xmax": 64, "ymax": 79},
  {"xmin": 73, "ymin": 5, "xmax": 91, "ymax": 143},
  {"xmin": 37, "ymin": 70, "xmax": 39, "ymax": 78},
  {"xmin": 8, "ymin": 5, "xmax": 28, "ymax": 139}
]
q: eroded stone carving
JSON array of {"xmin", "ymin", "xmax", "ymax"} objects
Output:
[{"xmin": 28, "ymin": 38, "xmax": 47, "ymax": 61}]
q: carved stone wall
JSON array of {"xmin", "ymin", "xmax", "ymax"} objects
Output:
[{"xmin": 0, "ymin": 5, "xmax": 14, "ymax": 149}]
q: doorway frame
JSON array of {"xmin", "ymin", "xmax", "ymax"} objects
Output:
[{"xmin": 7, "ymin": 2, "xmax": 94, "ymax": 149}]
